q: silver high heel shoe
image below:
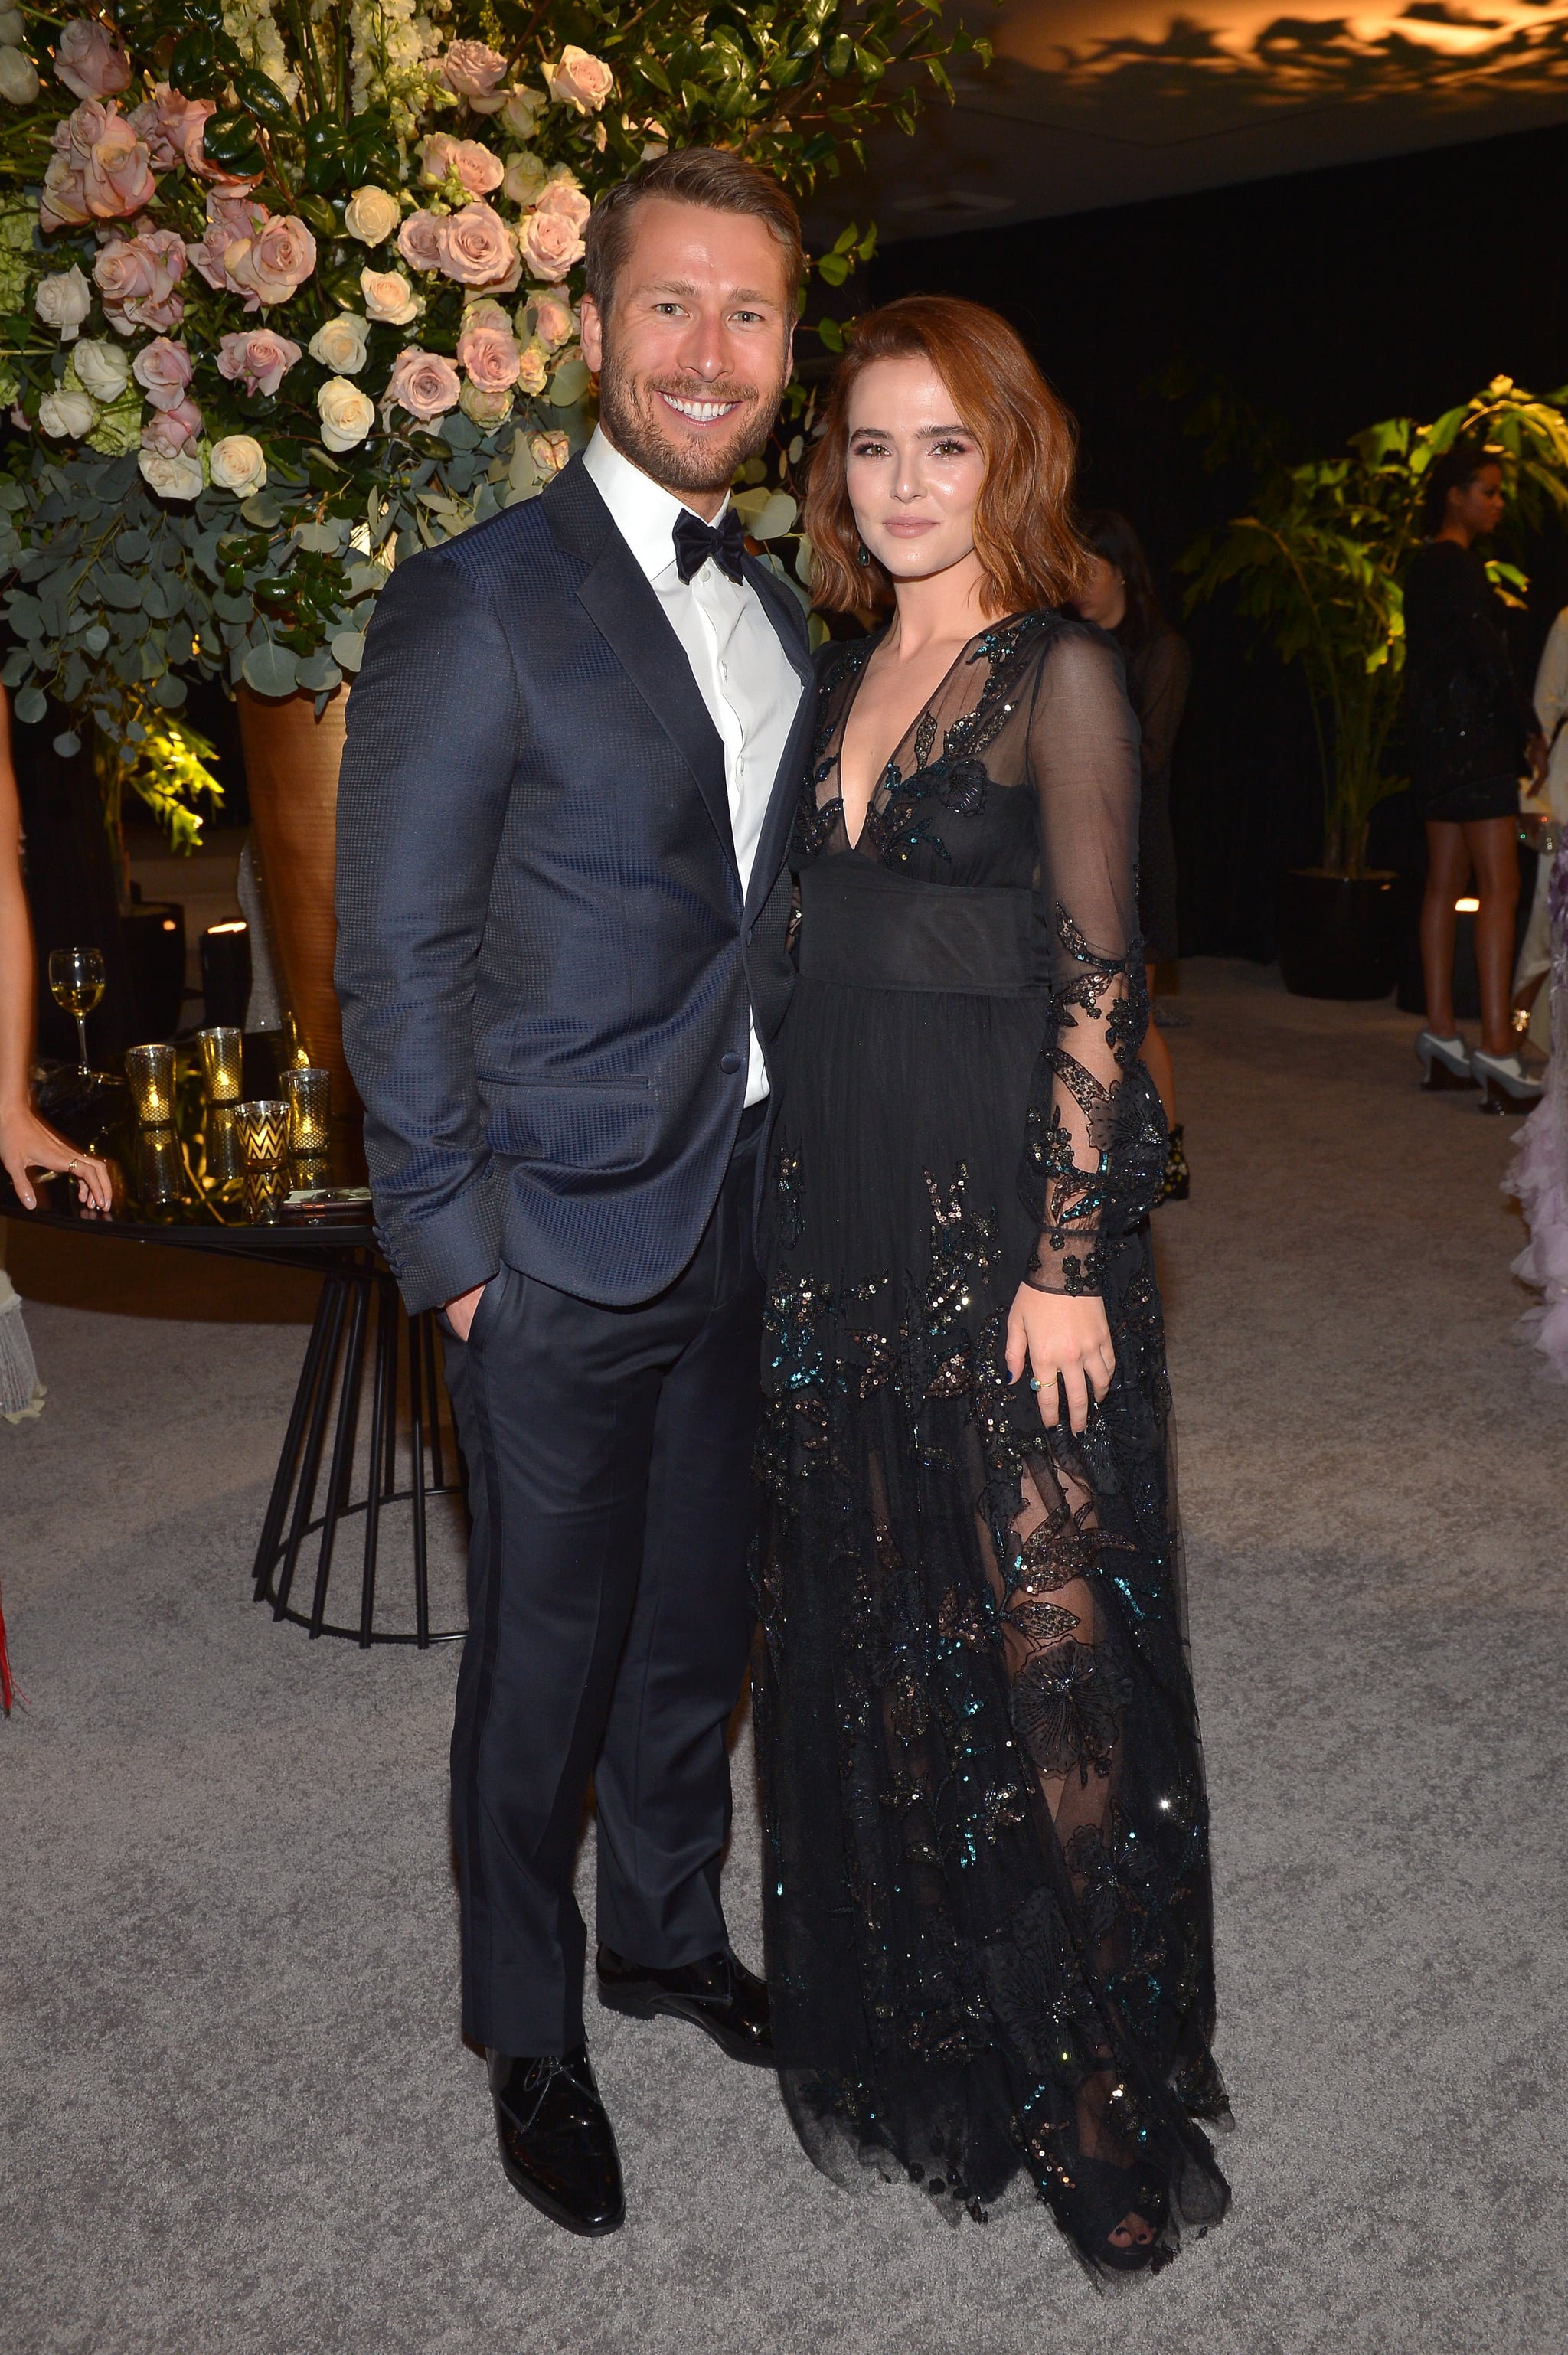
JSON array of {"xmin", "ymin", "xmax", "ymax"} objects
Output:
[
  {"xmin": 1469, "ymin": 1049, "xmax": 1544, "ymax": 1115},
  {"xmin": 1415, "ymin": 1031, "xmax": 1478, "ymax": 1091}
]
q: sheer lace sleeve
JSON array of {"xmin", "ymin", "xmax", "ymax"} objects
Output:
[{"xmin": 1020, "ymin": 626, "xmax": 1165, "ymax": 1295}]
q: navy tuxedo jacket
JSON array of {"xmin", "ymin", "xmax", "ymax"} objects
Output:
[{"xmin": 334, "ymin": 454, "xmax": 815, "ymax": 1316}]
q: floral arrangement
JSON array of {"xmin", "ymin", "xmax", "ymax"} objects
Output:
[{"xmin": 0, "ymin": 1, "xmax": 985, "ymax": 838}]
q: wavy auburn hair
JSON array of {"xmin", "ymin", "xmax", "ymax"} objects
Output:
[{"xmin": 804, "ymin": 296, "xmax": 1088, "ymax": 622}]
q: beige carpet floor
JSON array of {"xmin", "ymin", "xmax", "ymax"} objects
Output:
[{"xmin": 2, "ymin": 959, "xmax": 1565, "ymax": 2355}]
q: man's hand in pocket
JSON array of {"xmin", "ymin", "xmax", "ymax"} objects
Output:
[{"xmin": 443, "ymin": 1281, "xmax": 487, "ymax": 1341}]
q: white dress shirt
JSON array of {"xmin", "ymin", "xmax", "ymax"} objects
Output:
[{"xmin": 583, "ymin": 426, "xmax": 803, "ymax": 1106}]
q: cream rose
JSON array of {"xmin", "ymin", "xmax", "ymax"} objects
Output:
[
  {"xmin": 225, "ymin": 214, "xmax": 317, "ymax": 310},
  {"xmin": 384, "ymin": 346, "xmax": 461, "ymax": 424},
  {"xmin": 502, "ymin": 149, "xmax": 547, "ymax": 208},
  {"xmin": 318, "ymin": 374, "xmax": 375, "ymax": 454},
  {"xmin": 39, "ymin": 385, "xmax": 96, "ymax": 438},
  {"xmin": 209, "ymin": 433, "xmax": 267, "ymax": 495},
  {"xmin": 456, "ymin": 318, "xmax": 520, "ymax": 393},
  {"xmin": 0, "ymin": 11, "xmax": 27, "ymax": 43},
  {"xmin": 217, "ymin": 327, "xmax": 302, "ymax": 397},
  {"xmin": 139, "ymin": 444, "xmax": 203, "ymax": 500},
  {"xmin": 520, "ymin": 207, "xmax": 583, "ymax": 285},
  {"xmin": 34, "ymin": 265, "xmax": 91, "ymax": 342},
  {"xmin": 545, "ymin": 47, "xmax": 613, "ymax": 116},
  {"xmin": 343, "ymin": 184, "xmax": 400, "ymax": 246},
  {"xmin": 309, "ymin": 315, "xmax": 370, "ymax": 376},
  {"xmin": 436, "ymin": 201, "xmax": 516, "ymax": 289},
  {"xmin": 516, "ymin": 338, "xmax": 549, "ymax": 397},
  {"xmin": 536, "ymin": 176, "xmax": 591, "ymax": 234},
  {"xmin": 53, "ymin": 19, "xmax": 131, "ymax": 103},
  {"xmin": 361, "ymin": 266, "xmax": 420, "ymax": 327},
  {"xmin": 0, "ymin": 45, "xmax": 38, "ymax": 106},
  {"xmin": 530, "ymin": 430, "xmax": 569, "ymax": 476},
  {"xmin": 500, "ymin": 87, "xmax": 546, "ymax": 141},
  {"xmin": 459, "ymin": 380, "xmax": 512, "ymax": 429},
  {"xmin": 73, "ymin": 338, "xmax": 129, "ymax": 401},
  {"xmin": 440, "ymin": 39, "xmax": 507, "ymax": 107},
  {"xmin": 396, "ymin": 209, "xmax": 445, "ymax": 275}
]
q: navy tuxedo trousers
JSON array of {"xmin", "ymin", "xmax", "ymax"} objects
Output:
[{"xmin": 442, "ymin": 1106, "xmax": 767, "ymax": 2056}]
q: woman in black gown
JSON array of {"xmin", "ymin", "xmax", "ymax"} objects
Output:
[{"xmin": 754, "ymin": 297, "xmax": 1230, "ymax": 2277}]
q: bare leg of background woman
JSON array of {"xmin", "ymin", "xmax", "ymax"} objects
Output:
[
  {"xmin": 1465, "ymin": 815, "xmax": 1522, "ymax": 1057},
  {"xmin": 1419, "ymin": 821, "xmax": 1472, "ymax": 1039},
  {"xmin": 1141, "ymin": 962, "xmax": 1177, "ymax": 1125}
]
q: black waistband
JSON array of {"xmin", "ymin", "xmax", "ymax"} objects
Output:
[{"xmin": 799, "ymin": 858, "xmax": 1044, "ymax": 995}]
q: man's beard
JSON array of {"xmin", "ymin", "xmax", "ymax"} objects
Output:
[{"xmin": 596, "ymin": 346, "xmax": 778, "ymax": 496}]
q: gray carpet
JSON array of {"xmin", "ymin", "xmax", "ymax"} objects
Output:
[{"xmin": 4, "ymin": 959, "xmax": 1565, "ymax": 2355}]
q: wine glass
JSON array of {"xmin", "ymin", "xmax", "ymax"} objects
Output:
[{"xmin": 48, "ymin": 946, "xmax": 106, "ymax": 1077}]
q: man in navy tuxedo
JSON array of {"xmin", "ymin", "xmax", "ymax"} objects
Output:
[{"xmin": 335, "ymin": 149, "xmax": 814, "ymax": 2235}]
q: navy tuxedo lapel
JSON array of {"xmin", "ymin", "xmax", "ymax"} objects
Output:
[
  {"xmin": 542, "ymin": 458, "xmax": 735, "ymax": 869},
  {"xmin": 740, "ymin": 551, "xmax": 815, "ymax": 924}
]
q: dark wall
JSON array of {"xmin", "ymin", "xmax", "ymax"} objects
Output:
[{"xmin": 871, "ymin": 119, "xmax": 1568, "ymax": 957}]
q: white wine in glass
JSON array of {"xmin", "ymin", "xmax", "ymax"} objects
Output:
[{"xmin": 49, "ymin": 946, "xmax": 106, "ymax": 1076}]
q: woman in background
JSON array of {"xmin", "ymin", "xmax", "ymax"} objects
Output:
[
  {"xmin": 1403, "ymin": 442, "xmax": 1545, "ymax": 1109},
  {"xmin": 1073, "ymin": 511, "xmax": 1191, "ymax": 1200}
]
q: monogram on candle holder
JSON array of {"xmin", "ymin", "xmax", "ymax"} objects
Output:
[{"xmin": 125, "ymin": 1043, "xmax": 176, "ymax": 1127}]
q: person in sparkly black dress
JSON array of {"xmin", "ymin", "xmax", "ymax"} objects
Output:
[{"xmin": 753, "ymin": 297, "xmax": 1231, "ymax": 2276}]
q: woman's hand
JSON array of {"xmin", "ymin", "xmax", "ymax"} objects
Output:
[
  {"xmin": 0, "ymin": 1099, "xmax": 112, "ymax": 1213},
  {"xmin": 1005, "ymin": 1282, "xmax": 1116, "ymax": 1435}
]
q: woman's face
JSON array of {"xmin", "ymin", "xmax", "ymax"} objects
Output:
[
  {"xmin": 844, "ymin": 355, "xmax": 986, "ymax": 590},
  {"xmin": 1074, "ymin": 552, "xmax": 1126, "ymax": 629},
  {"xmin": 1448, "ymin": 462, "xmax": 1505, "ymax": 541}
]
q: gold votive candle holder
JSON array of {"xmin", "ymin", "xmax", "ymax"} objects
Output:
[
  {"xmin": 233, "ymin": 1098, "xmax": 290, "ymax": 1170},
  {"xmin": 282, "ymin": 1064, "xmax": 331, "ymax": 1155},
  {"xmin": 136, "ymin": 1125, "xmax": 184, "ymax": 1206},
  {"xmin": 194, "ymin": 1024, "xmax": 243, "ymax": 1104},
  {"xmin": 204, "ymin": 1102, "xmax": 245, "ymax": 1187},
  {"xmin": 243, "ymin": 1167, "xmax": 287, "ymax": 1223},
  {"xmin": 125, "ymin": 1042, "xmax": 176, "ymax": 1126},
  {"xmin": 289, "ymin": 1151, "xmax": 333, "ymax": 1194}
]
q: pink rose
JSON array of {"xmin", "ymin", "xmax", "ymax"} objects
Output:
[
  {"xmin": 217, "ymin": 327, "xmax": 302, "ymax": 399},
  {"xmin": 142, "ymin": 394, "xmax": 202, "ymax": 456},
  {"xmin": 544, "ymin": 47, "xmax": 613, "ymax": 117},
  {"xmin": 436, "ymin": 201, "xmax": 518, "ymax": 291},
  {"xmin": 456, "ymin": 319, "xmax": 520, "ymax": 394},
  {"xmin": 397, "ymin": 210, "xmax": 445, "ymax": 275},
  {"xmin": 531, "ymin": 292, "xmax": 575, "ymax": 351},
  {"xmin": 132, "ymin": 335, "xmax": 194, "ymax": 413},
  {"xmin": 535, "ymin": 177, "xmax": 591, "ymax": 234},
  {"xmin": 185, "ymin": 193, "xmax": 269, "ymax": 293},
  {"xmin": 40, "ymin": 100, "xmax": 158, "ymax": 230},
  {"xmin": 449, "ymin": 140, "xmax": 504, "ymax": 198},
  {"xmin": 224, "ymin": 214, "xmax": 317, "ymax": 311},
  {"xmin": 54, "ymin": 19, "xmax": 132, "ymax": 104},
  {"xmin": 130, "ymin": 84, "xmax": 212, "ymax": 171},
  {"xmin": 439, "ymin": 40, "xmax": 507, "ymax": 103},
  {"xmin": 93, "ymin": 227, "xmax": 187, "ymax": 334},
  {"xmin": 519, "ymin": 207, "xmax": 583, "ymax": 285},
  {"xmin": 384, "ymin": 347, "xmax": 462, "ymax": 424}
]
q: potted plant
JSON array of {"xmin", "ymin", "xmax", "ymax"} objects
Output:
[
  {"xmin": 1180, "ymin": 377, "xmax": 1568, "ymax": 998},
  {"xmin": 0, "ymin": 0, "xmax": 987, "ymax": 1089}
]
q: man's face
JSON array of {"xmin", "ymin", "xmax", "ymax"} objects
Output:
[{"xmin": 580, "ymin": 197, "xmax": 795, "ymax": 512}]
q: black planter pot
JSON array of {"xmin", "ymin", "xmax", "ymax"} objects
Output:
[
  {"xmin": 1276, "ymin": 868, "xmax": 1396, "ymax": 1001},
  {"xmin": 122, "ymin": 895, "xmax": 187, "ymax": 1041}
]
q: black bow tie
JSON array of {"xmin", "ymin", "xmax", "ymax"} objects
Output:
[{"xmin": 673, "ymin": 506, "xmax": 746, "ymax": 585}]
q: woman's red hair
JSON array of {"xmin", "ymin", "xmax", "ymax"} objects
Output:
[{"xmin": 803, "ymin": 295, "xmax": 1087, "ymax": 623}]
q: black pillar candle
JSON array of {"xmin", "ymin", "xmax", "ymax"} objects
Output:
[{"xmin": 201, "ymin": 920, "xmax": 252, "ymax": 1030}]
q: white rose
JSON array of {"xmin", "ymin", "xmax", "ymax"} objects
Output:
[
  {"xmin": 309, "ymin": 314, "xmax": 370, "ymax": 375},
  {"xmin": 500, "ymin": 87, "xmax": 545, "ymax": 140},
  {"xmin": 139, "ymin": 446, "xmax": 204, "ymax": 499},
  {"xmin": 34, "ymin": 266, "xmax": 91, "ymax": 342},
  {"xmin": 73, "ymin": 337, "xmax": 130, "ymax": 401},
  {"xmin": 343, "ymin": 185, "xmax": 401, "ymax": 246},
  {"xmin": 38, "ymin": 385, "xmax": 96, "ymax": 437},
  {"xmin": 360, "ymin": 267, "xmax": 420, "ymax": 328},
  {"xmin": 502, "ymin": 149, "xmax": 547, "ymax": 207},
  {"xmin": 0, "ymin": 44, "xmax": 39, "ymax": 106},
  {"xmin": 209, "ymin": 433, "xmax": 267, "ymax": 495},
  {"xmin": 318, "ymin": 374, "xmax": 374, "ymax": 454},
  {"xmin": 0, "ymin": 10, "xmax": 25, "ymax": 43}
]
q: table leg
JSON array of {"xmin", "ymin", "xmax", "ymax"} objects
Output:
[
  {"xmin": 409, "ymin": 1309, "xmax": 431, "ymax": 1648},
  {"xmin": 357, "ymin": 1277, "xmax": 397, "ymax": 1648},
  {"xmin": 309, "ymin": 1279, "xmax": 370, "ymax": 1638},
  {"xmin": 253, "ymin": 1274, "xmax": 338, "ymax": 1605},
  {"xmin": 421, "ymin": 1311, "xmax": 446, "ymax": 1494},
  {"xmin": 273, "ymin": 1279, "xmax": 348, "ymax": 1621}
]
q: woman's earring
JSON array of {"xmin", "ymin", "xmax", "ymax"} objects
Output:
[{"xmin": 857, "ymin": 541, "xmax": 871, "ymax": 567}]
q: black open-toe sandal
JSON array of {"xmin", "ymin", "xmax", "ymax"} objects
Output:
[{"xmin": 1072, "ymin": 2154, "xmax": 1170, "ymax": 2272}]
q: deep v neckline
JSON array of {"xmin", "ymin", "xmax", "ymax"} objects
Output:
[{"xmin": 831, "ymin": 628, "xmax": 982, "ymax": 854}]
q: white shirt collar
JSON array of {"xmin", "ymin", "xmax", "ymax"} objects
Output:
[{"xmin": 583, "ymin": 425, "xmax": 730, "ymax": 586}]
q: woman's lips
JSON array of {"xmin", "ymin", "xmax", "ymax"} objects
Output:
[{"xmin": 882, "ymin": 518, "xmax": 938, "ymax": 537}]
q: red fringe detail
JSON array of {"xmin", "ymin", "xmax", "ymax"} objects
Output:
[{"xmin": 0, "ymin": 1579, "xmax": 13, "ymax": 1716}]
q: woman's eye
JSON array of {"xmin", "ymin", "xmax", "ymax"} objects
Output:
[
  {"xmin": 851, "ymin": 439, "xmax": 888, "ymax": 459},
  {"xmin": 931, "ymin": 440, "xmax": 970, "ymax": 459}
]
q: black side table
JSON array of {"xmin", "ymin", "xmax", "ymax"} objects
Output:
[{"xmin": 5, "ymin": 1179, "xmax": 466, "ymax": 1649}]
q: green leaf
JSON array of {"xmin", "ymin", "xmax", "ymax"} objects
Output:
[
  {"xmin": 817, "ymin": 252, "xmax": 849, "ymax": 286},
  {"xmin": 81, "ymin": 623, "xmax": 110, "ymax": 655},
  {"xmin": 329, "ymin": 629, "xmax": 366, "ymax": 674},
  {"xmin": 241, "ymin": 640, "xmax": 301, "ymax": 697},
  {"xmin": 295, "ymin": 194, "xmax": 338, "ymax": 241},
  {"xmin": 152, "ymin": 674, "xmax": 188, "ymax": 709},
  {"xmin": 13, "ymin": 686, "xmax": 46, "ymax": 725},
  {"xmin": 235, "ymin": 68, "xmax": 295, "ymax": 128},
  {"xmin": 52, "ymin": 730, "xmax": 80, "ymax": 758}
]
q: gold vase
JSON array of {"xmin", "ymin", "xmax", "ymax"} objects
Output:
[{"xmin": 237, "ymin": 683, "xmax": 361, "ymax": 1116}]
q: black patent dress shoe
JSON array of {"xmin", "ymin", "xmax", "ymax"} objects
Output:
[
  {"xmin": 487, "ymin": 2043, "xmax": 625, "ymax": 2236},
  {"xmin": 596, "ymin": 1943, "xmax": 774, "ymax": 2066}
]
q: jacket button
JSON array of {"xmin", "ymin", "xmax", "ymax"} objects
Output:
[{"xmin": 720, "ymin": 1050, "xmax": 742, "ymax": 1073}]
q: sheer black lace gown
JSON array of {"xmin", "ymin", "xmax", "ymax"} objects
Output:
[{"xmin": 754, "ymin": 612, "xmax": 1231, "ymax": 2276}]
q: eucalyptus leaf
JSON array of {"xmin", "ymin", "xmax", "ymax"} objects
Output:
[
  {"xmin": 296, "ymin": 651, "xmax": 342, "ymax": 693},
  {"xmin": 1, "ymin": 648, "xmax": 31, "ymax": 688},
  {"xmin": 52, "ymin": 730, "xmax": 80, "ymax": 758},
  {"xmin": 82, "ymin": 623, "xmax": 110, "ymax": 655},
  {"xmin": 152, "ymin": 674, "xmax": 188, "ymax": 710},
  {"xmin": 329, "ymin": 630, "xmax": 366, "ymax": 674},
  {"xmin": 240, "ymin": 495, "xmax": 283, "ymax": 528},
  {"xmin": 13, "ymin": 687, "xmax": 46, "ymax": 725},
  {"xmin": 241, "ymin": 640, "xmax": 301, "ymax": 697}
]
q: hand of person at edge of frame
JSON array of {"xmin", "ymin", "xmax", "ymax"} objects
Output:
[
  {"xmin": 443, "ymin": 1281, "xmax": 487, "ymax": 1341},
  {"xmin": 0, "ymin": 1100, "xmax": 113, "ymax": 1213},
  {"xmin": 1527, "ymin": 733, "xmax": 1550, "ymax": 789},
  {"xmin": 1004, "ymin": 1282, "xmax": 1116, "ymax": 1436}
]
